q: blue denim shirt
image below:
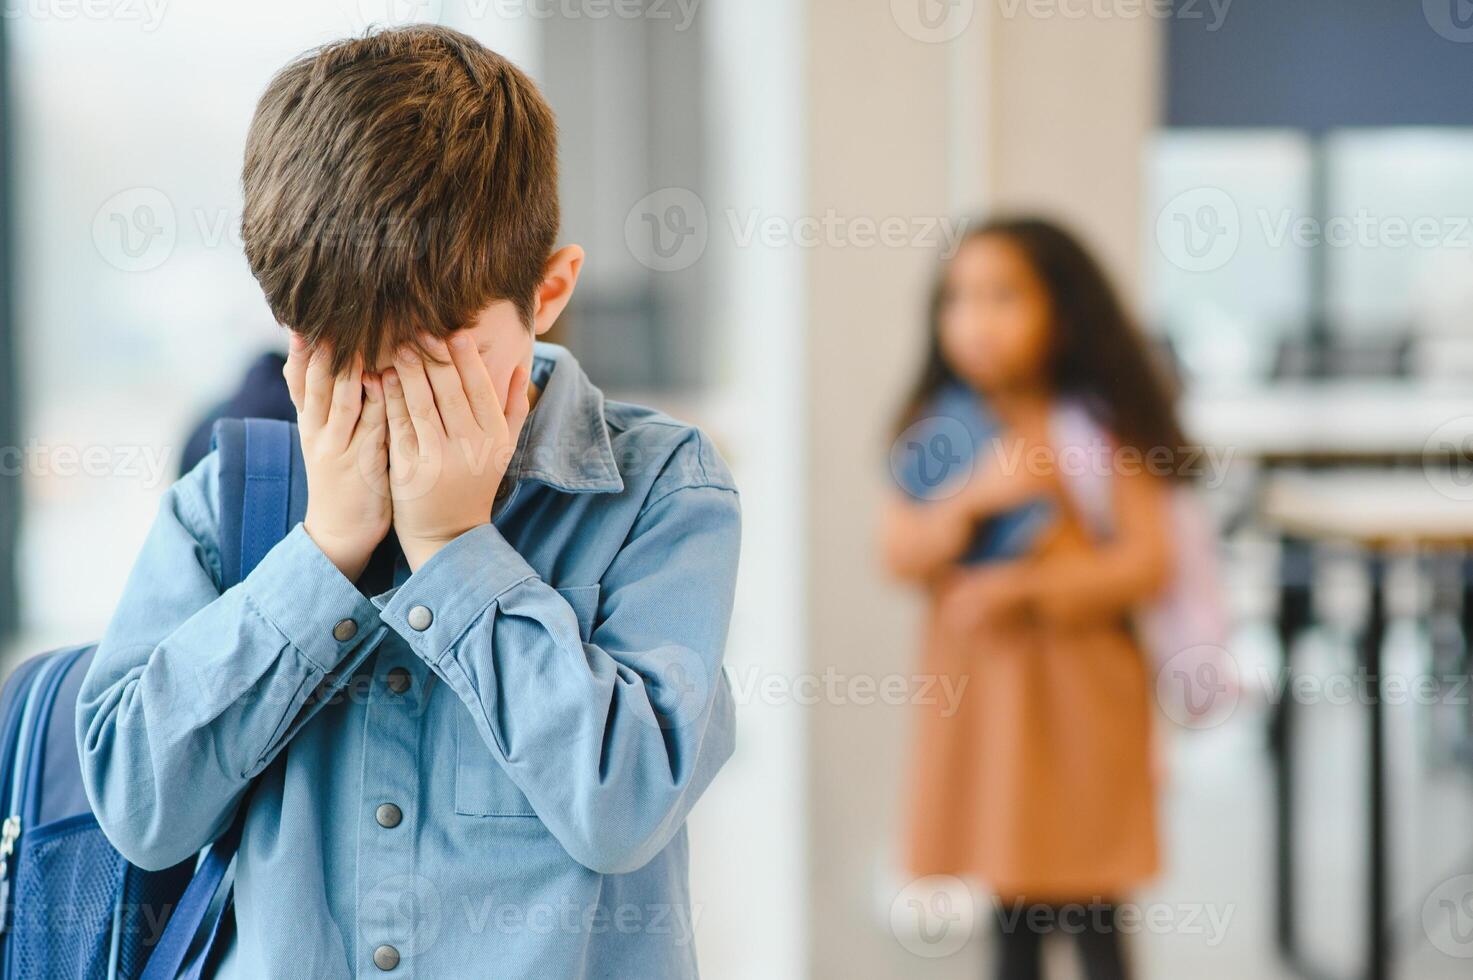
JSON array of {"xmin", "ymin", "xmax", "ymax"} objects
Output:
[{"xmin": 76, "ymin": 344, "xmax": 740, "ymax": 979}]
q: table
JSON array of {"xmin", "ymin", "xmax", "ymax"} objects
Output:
[
  {"xmin": 1185, "ymin": 382, "xmax": 1473, "ymax": 466},
  {"xmin": 1258, "ymin": 472, "xmax": 1473, "ymax": 980}
]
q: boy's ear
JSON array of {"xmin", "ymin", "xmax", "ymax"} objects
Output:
[{"xmin": 532, "ymin": 245, "xmax": 585, "ymax": 336}]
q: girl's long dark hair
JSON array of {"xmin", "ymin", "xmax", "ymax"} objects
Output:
[{"xmin": 897, "ymin": 216, "xmax": 1191, "ymax": 480}]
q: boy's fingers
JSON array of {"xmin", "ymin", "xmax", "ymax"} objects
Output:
[
  {"xmin": 355, "ymin": 372, "xmax": 388, "ymax": 442},
  {"xmin": 504, "ymin": 364, "xmax": 532, "ymax": 442},
  {"xmin": 382, "ymin": 367, "xmax": 416, "ymax": 456},
  {"xmin": 394, "ymin": 348, "xmax": 445, "ymax": 444},
  {"xmin": 422, "ymin": 337, "xmax": 476, "ymax": 435},
  {"xmin": 283, "ymin": 333, "xmax": 307, "ymax": 415},
  {"xmin": 447, "ymin": 333, "xmax": 501, "ymax": 429},
  {"xmin": 324, "ymin": 356, "xmax": 364, "ymax": 449},
  {"xmin": 302, "ymin": 343, "xmax": 334, "ymax": 429}
]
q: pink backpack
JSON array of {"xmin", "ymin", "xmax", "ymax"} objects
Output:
[{"xmin": 1050, "ymin": 404, "xmax": 1235, "ymax": 724}]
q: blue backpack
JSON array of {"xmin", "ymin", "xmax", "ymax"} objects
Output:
[{"xmin": 0, "ymin": 418, "xmax": 300, "ymax": 980}]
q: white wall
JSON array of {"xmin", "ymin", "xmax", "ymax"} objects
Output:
[
  {"xmin": 984, "ymin": 5, "xmax": 1162, "ymax": 303},
  {"xmin": 686, "ymin": 0, "xmax": 809, "ymax": 978},
  {"xmin": 804, "ymin": 2, "xmax": 954, "ymax": 976}
]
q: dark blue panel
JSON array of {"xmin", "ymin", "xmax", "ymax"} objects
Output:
[{"xmin": 1166, "ymin": 0, "xmax": 1473, "ymax": 129}]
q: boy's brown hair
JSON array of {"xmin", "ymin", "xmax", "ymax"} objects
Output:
[{"xmin": 242, "ymin": 25, "xmax": 559, "ymax": 374}]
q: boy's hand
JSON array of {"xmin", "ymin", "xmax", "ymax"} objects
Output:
[
  {"xmin": 383, "ymin": 334, "xmax": 531, "ymax": 571},
  {"xmin": 284, "ymin": 335, "xmax": 391, "ymax": 582}
]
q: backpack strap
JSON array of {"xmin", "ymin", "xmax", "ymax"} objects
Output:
[
  {"xmin": 1048, "ymin": 400, "xmax": 1116, "ymax": 541},
  {"xmin": 139, "ymin": 813, "xmax": 244, "ymax": 980},
  {"xmin": 142, "ymin": 417, "xmax": 299, "ymax": 980},
  {"xmin": 214, "ymin": 417, "xmax": 301, "ymax": 588}
]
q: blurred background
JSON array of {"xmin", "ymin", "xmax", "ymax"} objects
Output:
[{"xmin": 2, "ymin": 1, "xmax": 1473, "ymax": 977}]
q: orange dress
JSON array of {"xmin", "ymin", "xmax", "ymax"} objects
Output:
[{"xmin": 905, "ymin": 518, "xmax": 1160, "ymax": 902}]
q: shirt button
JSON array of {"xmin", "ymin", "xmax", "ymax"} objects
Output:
[
  {"xmin": 375, "ymin": 803, "xmax": 403, "ymax": 829},
  {"xmin": 372, "ymin": 944, "xmax": 400, "ymax": 971},
  {"xmin": 406, "ymin": 605, "xmax": 433, "ymax": 631},
  {"xmin": 386, "ymin": 667, "xmax": 412, "ymax": 695},
  {"xmin": 332, "ymin": 618, "xmax": 358, "ymax": 642}
]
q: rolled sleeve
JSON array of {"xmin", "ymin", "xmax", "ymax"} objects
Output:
[
  {"xmin": 242, "ymin": 523, "xmax": 385, "ymax": 672},
  {"xmin": 378, "ymin": 524, "xmax": 537, "ymax": 665}
]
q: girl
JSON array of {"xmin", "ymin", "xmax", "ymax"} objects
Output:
[{"xmin": 882, "ymin": 217, "xmax": 1191, "ymax": 980}]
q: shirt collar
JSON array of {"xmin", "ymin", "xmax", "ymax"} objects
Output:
[{"xmin": 507, "ymin": 342, "xmax": 624, "ymax": 495}]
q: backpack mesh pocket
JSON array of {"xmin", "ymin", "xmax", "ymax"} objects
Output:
[
  {"xmin": 8, "ymin": 815, "xmax": 125, "ymax": 979},
  {"xmin": 115, "ymin": 854, "xmax": 192, "ymax": 980}
]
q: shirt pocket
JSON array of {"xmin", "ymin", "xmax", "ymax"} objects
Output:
[{"xmin": 453, "ymin": 584, "xmax": 602, "ymax": 818}]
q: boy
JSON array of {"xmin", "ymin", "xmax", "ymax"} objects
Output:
[{"xmin": 76, "ymin": 26, "xmax": 739, "ymax": 979}]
